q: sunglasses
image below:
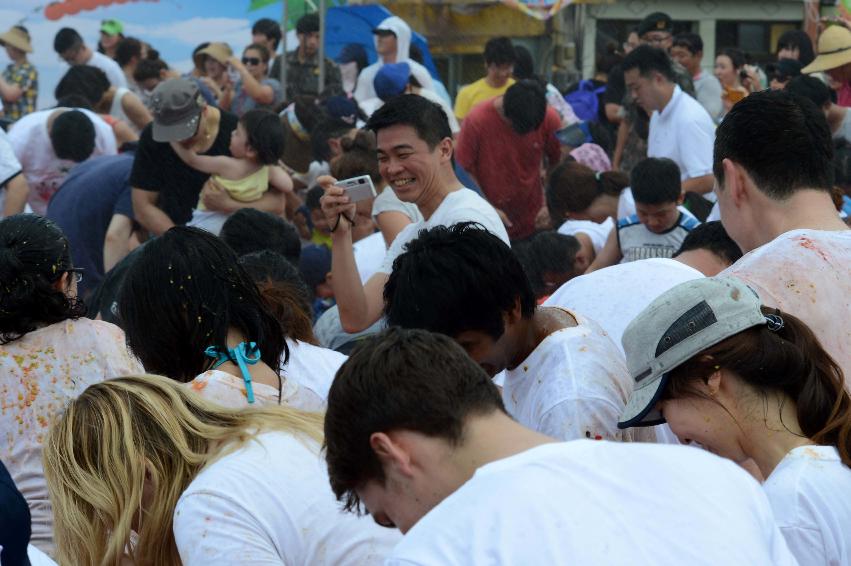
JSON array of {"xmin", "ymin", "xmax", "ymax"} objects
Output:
[{"xmin": 242, "ymin": 57, "xmax": 262, "ymax": 66}]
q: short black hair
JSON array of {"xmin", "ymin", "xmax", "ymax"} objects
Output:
[
  {"xmin": 366, "ymin": 94, "xmax": 451, "ymax": 150},
  {"xmin": 296, "ymin": 13, "xmax": 320, "ymax": 35},
  {"xmin": 220, "ymin": 208, "xmax": 301, "ymax": 265},
  {"xmin": 310, "ymin": 117, "xmax": 354, "ymax": 162},
  {"xmin": 133, "ymin": 59, "xmax": 166, "ymax": 83},
  {"xmin": 513, "ymin": 232, "xmax": 580, "ymax": 298},
  {"xmin": 622, "ymin": 44, "xmax": 675, "ymax": 81},
  {"xmin": 54, "ymin": 94, "xmax": 92, "ymax": 110},
  {"xmin": 324, "ymin": 327, "xmax": 505, "ymax": 512},
  {"xmin": 115, "ymin": 37, "xmax": 142, "ymax": 67},
  {"xmin": 785, "ymin": 75, "xmax": 831, "ymax": 109},
  {"xmin": 252, "ymin": 18, "xmax": 282, "ymax": 50},
  {"xmin": 714, "ymin": 90, "xmax": 833, "ymax": 199},
  {"xmin": 54, "ymin": 65, "xmax": 110, "ymax": 108},
  {"xmin": 385, "ymin": 222, "xmax": 536, "ymax": 340},
  {"xmin": 239, "ymin": 109, "xmax": 285, "ymax": 165},
  {"xmin": 305, "ymin": 185, "xmax": 323, "ymax": 211},
  {"xmin": 503, "ymin": 79, "xmax": 547, "ymax": 135},
  {"xmin": 51, "ymin": 110, "xmax": 95, "ymax": 163},
  {"xmin": 630, "ymin": 157, "xmax": 681, "ymax": 205},
  {"xmin": 484, "ymin": 36, "xmax": 516, "ymax": 66},
  {"xmin": 777, "ymin": 29, "xmax": 815, "ymax": 66},
  {"xmin": 513, "ymin": 44, "xmax": 535, "ymax": 80},
  {"xmin": 672, "ymin": 32, "xmax": 703, "ymax": 55},
  {"xmin": 54, "ymin": 27, "xmax": 82, "ymax": 54},
  {"xmin": 673, "ymin": 221, "xmax": 742, "ymax": 265}
]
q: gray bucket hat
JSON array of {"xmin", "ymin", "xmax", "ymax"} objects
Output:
[
  {"xmin": 618, "ymin": 277, "xmax": 768, "ymax": 429},
  {"xmin": 149, "ymin": 78, "xmax": 204, "ymax": 143}
]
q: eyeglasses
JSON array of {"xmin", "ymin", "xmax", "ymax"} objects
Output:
[
  {"xmin": 242, "ymin": 57, "xmax": 262, "ymax": 66},
  {"xmin": 643, "ymin": 33, "xmax": 672, "ymax": 45},
  {"xmin": 67, "ymin": 268, "xmax": 84, "ymax": 284}
]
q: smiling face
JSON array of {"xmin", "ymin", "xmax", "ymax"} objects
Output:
[{"xmin": 376, "ymin": 124, "xmax": 450, "ymax": 206}]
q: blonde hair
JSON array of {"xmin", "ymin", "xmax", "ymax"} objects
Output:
[{"xmin": 43, "ymin": 374, "xmax": 325, "ymax": 566}]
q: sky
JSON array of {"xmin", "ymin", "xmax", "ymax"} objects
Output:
[{"xmin": 1, "ymin": 0, "xmax": 304, "ymax": 109}]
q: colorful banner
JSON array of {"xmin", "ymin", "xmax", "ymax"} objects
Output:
[{"xmin": 500, "ymin": 0, "xmax": 574, "ymax": 21}]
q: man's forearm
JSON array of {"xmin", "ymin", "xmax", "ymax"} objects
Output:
[
  {"xmin": 137, "ymin": 204, "xmax": 175, "ymax": 236},
  {"xmin": 2, "ymin": 175, "xmax": 28, "ymax": 217},
  {"xmin": 682, "ymin": 174, "xmax": 714, "ymax": 195},
  {"xmin": 330, "ymin": 231, "xmax": 372, "ymax": 333}
]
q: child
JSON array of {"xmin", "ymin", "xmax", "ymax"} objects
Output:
[
  {"xmin": 585, "ymin": 157, "xmax": 699, "ymax": 272},
  {"xmin": 171, "ymin": 108, "xmax": 293, "ymax": 235}
]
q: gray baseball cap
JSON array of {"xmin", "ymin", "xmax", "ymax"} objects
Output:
[
  {"xmin": 618, "ymin": 277, "xmax": 767, "ymax": 429},
  {"xmin": 149, "ymin": 78, "xmax": 204, "ymax": 143}
]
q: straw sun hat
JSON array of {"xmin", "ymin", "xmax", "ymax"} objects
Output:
[
  {"xmin": 0, "ymin": 26, "xmax": 33, "ymax": 54},
  {"xmin": 802, "ymin": 25, "xmax": 851, "ymax": 74}
]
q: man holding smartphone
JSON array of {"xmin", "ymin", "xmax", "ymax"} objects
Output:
[{"xmin": 319, "ymin": 95, "xmax": 509, "ymax": 334}]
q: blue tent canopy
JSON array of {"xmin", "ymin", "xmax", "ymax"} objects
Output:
[{"xmin": 324, "ymin": 5, "xmax": 440, "ymax": 79}]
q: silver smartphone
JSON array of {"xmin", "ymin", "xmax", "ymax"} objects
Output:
[{"xmin": 338, "ymin": 175, "xmax": 377, "ymax": 203}]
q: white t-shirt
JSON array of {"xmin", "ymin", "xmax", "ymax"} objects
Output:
[
  {"xmin": 173, "ymin": 430, "xmax": 400, "ymax": 565},
  {"xmin": 0, "ymin": 319, "xmax": 143, "ymax": 557},
  {"xmin": 0, "ymin": 127, "xmax": 23, "ymax": 217},
  {"xmin": 280, "ymin": 337, "xmax": 347, "ymax": 400},
  {"xmin": 85, "ymin": 50, "xmax": 128, "ymax": 88},
  {"xmin": 353, "ymin": 231, "xmax": 387, "ymax": 284},
  {"xmin": 188, "ymin": 369, "xmax": 324, "ymax": 412},
  {"xmin": 722, "ymin": 229, "xmax": 851, "ymax": 384},
  {"xmin": 648, "ymin": 85, "xmax": 716, "ymax": 199},
  {"xmin": 502, "ymin": 309, "xmax": 635, "ymax": 442},
  {"xmin": 557, "ymin": 218, "xmax": 613, "ymax": 254},
  {"xmin": 388, "ymin": 441, "xmax": 796, "ymax": 565},
  {"xmin": 371, "ymin": 186, "xmax": 423, "ymax": 228},
  {"xmin": 7, "ymin": 108, "xmax": 117, "ymax": 215},
  {"xmin": 763, "ymin": 445, "xmax": 851, "ymax": 566},
  {"xmin": 378, "ymin": 188, "xmax": 509, "ymax": 274}
]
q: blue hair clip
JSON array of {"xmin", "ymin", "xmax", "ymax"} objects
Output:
[{"xmin": 204, "ymin": 342, "xmax": 262, "ymax": 403}]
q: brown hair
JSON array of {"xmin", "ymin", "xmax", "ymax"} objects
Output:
[
  {"xmin": 546, "ymin": 160, "xmax": 628, "ymax": 220},
  {"xmin": 257, "ymin": 280, "xmax": 318, "ymax": 345},
  {"xmin": 664, "ymin": 307, "xmax": 851, "ymax": 467},
  {"xmin": 329, "ymin": 130, "xmax": 381, "ymax": 186}
]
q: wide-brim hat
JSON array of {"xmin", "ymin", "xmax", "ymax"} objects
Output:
[
  {"xmin": 150, "ymin": 78, "xmax": 204, "ymax": 143},
  {"xmin": 0, "ymin": 27, "xmax": 32, "ymax": 54},
  {"xmin": 197, "ymin": 42, "xmax": 233, "ymax": 65},
  {"xmin": 802, "ymin": 25, "xmax": 851, "ymax": 74}
]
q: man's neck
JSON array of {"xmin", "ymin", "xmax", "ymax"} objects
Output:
[
  {"xmin": 657, "ymin": 83, "xmax": 676, "ymax": 113},
  {"xmin": 297, "ymin": 47, "xmax": 313, "ymax": 63},
  {"xmin": 484, "ymin": 75, "xmax": 505, "ymax": 89},
  {"xmin": 745, "ymin": 189, "xmax": 849, "ymax": 252},
  {"xmin": 509, "ymin": 307, "xmax": 577, "ymax": 371},
  {"xmin": 416, "ymin": 169, "xmax": 464, "ymax": 219},
  {"xmin": 80, "ymin": 46, "xmax": 93, "ymax": 65},
  {"xmin": 382, "ymin": 53, "xmax": 397, "ymax": 64}
]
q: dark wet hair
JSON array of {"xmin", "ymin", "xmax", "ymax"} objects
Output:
[
  {"xmin": 673, "ymin": 221, "xmax": 742, "ymax": 265},
  {"xmin": 54, "ymin": 65, "xmax": 110, "ymax": 109},
  {"xmin": 133, "ymin": 59, "xmax": 167, "ymax": 83},
  {"xmin": 252, "ymin": 18, "xmax": 282, "ymax": 50},
  {"xmin": 547, "ymin": 160, "xmax": 628, "ymax": 220},
  {"xmin": 777, "ymin": 29, "xmax": 815, "ymax": 66},
  {"xmin": 513, "ymin": 231, "xmax": 580, "ymax": 298},
  {"xmin": 115, "ymin": 37, "xmax": 143, "ymax": 67},
  {"xmin": 53, "ymin": 27, "xmax": 82, "ymax": 54},
  {"xmin": 622, "ymin": 44, "xmax": 675, "ymax": 81},
  {"xmin": 785, "ymin": 75, "xmax": 831, "ymax": 109},
  {"xmin": 240, "ymin": 109, "xmax": 285, "ymax": 165},
  {"xmin": 117, "ymin": 227, "xmax": 287, "ymax": 382},
  {"xmin": 513, "ymin": 44, "xmax": 535, "ymax": 80},
  {"xmin": 220, "ymin": 208, "xmax": 300, "ymax": 265},
  {"xmin": 630, "ymin": 157, "xmax": 681, "ymax": 205},
  {"xmin": 366, "ymin": 94, "xmax": 451, "ymax": 150},
  {"xmin": 484, "ymin": 36, "xmax": 516, "ymax": 66},
  {"xmin": 0, "ymin": 215, "xmax": 85, "ymax": 344},
  {"xmin": 50, "ymin": 110, "xmax": 96, "ymax": 163},
  {"xmin": 503, "ymin": 79, "xmax": 547, "ymax": 135}
]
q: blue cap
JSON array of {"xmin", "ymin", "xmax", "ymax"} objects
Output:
[
  {"xmin": 322, "ymin": 95, "xmax": 359, "ymax": 125},
  {"xmin": 336, "ymin": 43, "xmax": 368, "ymax": 67},
  {"xmin": 299, "ymin": 244, "xmax": 332, "ymax": 290},
  {"xmin": 374, "ymin": 62, "xmax": 411, "ymax": 101}
]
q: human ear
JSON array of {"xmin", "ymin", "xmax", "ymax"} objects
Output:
[
  {"xmin": 438, "ymin": 138, "xmax": 453, "ymax": 163},
  {"xmin": 52, "ymin": 271, "xmax": 70, "ymax": 292},
  {"xmin": 722, "ymin": 159, "xmax": 748, "ymax": 207},
  {"xmin": 369, "ymin": 432, "xmax": 414, "ymax": 478}
]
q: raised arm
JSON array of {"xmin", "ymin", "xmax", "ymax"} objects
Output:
[{"xmin": 169, "ymin": 140, "xmax": 242, "ymax": 177}]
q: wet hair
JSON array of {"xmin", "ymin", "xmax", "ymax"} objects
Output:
[
  {"xmin": 324, "ymin": 327, "xmax": 506, "ymax": 512},
  {"xmin": 714, "ymin": 90, "xmax": 833, "ymax": 199},
  {"xmin": 329, "ymin": 130, "xmax": 381, "ymax": 186},
  {"xmin": 366, "ymin": 94, "xmax": 452, "ymax": 150},
  {"xmin": 513, "ymin": 231, "xmax": 580, "ymax": 298},
  {"xmin": 51, "ymin": 110, "xmax": 96, "ymax": 163},
  {"xmin": 115, "ymin": 37, "xmax": 143, "ymax": 67},
  {"xmin": 672, "ymin": 32, "xmax": 703, "ymax": 55},
  {"xmin": 484, "ymin": 36, "xmax": 516, "ymax": 66},
  {"xmin": 296, "ymin": 13, "xmax": 320, "ymax": 35},
  {"xmin": 219, "ymin": 208, "xmax": 301, "ymax": 265},
  {"xmin": 513, "ymin": 44, "xmax": 535, "ymax": 80},
  {"xmin": 663, "ymin": 307, "xmax": 851, "ymax": 468},
  {"xmin": 244, "ymin": 42, "xmax": 271, "ymax": 64},
  {"xmin": 717, "ymin": 47, "xmax": 745, "ymax": 71},
  {"xmin": 133, "ymin": 58, "xmax": 167, "ymax": 84},
  {"xmin": 385, "ymin": 222, "xmax": 535, "ymax": 340},
  {"xmin": 785, "ymin": 75, "xmax": 831, "ymax": 109},
  {"xmin": 777, "ymin": 29, "xmax": 815, "ymax": 67},
  {"xmin": 546, "ymin": 160, "xmax": 629, "ymax": 220},
  {"xmin": 239, "ymin": 109, "xmax": 285, "ymax": 165},
  {"xmin": 630, "ymin": 157, "xmax": 681, "ymax": 205},
  {"xmin": 673, "ymin": 221, "xmax": 742, "ymax": 265},
  {"xmin": 54, "ymin": 27, "xmax": 82, "ymax": 54},
  {"xmin": 622, "ymin": 44, "xmax": 675, "ymax": 81},
  {"xmin": 54, "ymin": 65, "xmax": 110, "ymax": 108},
  {"xmin": 0, "ymin": 215, "xmax": 85, "ymax": 344},
  {"xmin": 503, "ymin": 79, "xmax": 547, "ymax": 135},
  {"xmin": 252, "ymin": 18, "xmax": 282, "ymax": 50},
  {"xmin": 310, "ymin": 117, "xmax": 354, "ymax": 163},
  {"xmin": 239, "ymin": 250, "xmax": 316, "ymax": 344},
  {"xmin": 117, "ymin": 227, "xmax": 288, "ymax": 382}
]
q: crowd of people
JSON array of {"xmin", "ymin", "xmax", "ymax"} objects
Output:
[{"xmin": 0, "ymin": 6, "xmax": 850, "ymax": 566}]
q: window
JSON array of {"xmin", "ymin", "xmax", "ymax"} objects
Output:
[{"xmin": 715, "ymin": 21, "xmax": 797, "ymax": 65}]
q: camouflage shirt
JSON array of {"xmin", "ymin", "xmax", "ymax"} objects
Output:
[{"xmin": 270, "ymin": 50, "xmax": 342, "ymax": 101}]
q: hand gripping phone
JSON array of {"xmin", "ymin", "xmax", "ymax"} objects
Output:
[{"xmin": 338, "ymin": 175, "xmax": 377, "ymax": 203}]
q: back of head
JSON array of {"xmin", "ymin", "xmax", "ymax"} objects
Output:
[
  {"xmin": 50, "ymin": 110, "xmax": 96, "ymax": 163},
  {"xmin": 54, "ymin": 27, "xmax": 82, "ymax": 54},
  {"xmin": 778, "ymin": 29, "xmax": 815, "ymax": 66},
  {"xmin": 595, "ymin": 43, "xmax": 623, "ymax": 76},
  {"xmin": 310, "ymin": 116, "xmax": 354, "ymax": 163},
  {"xmin": 133, "ymin": 58, "xmax": 167, "ymax": 83},
  {"xmin": 240, "ymin": 109, "xmax": 285, "ymax": 165},
  {"xmin": 484, "ymin": 36, "xmax": 516, "ymax": 66},
  {"xmin": 384, "ymin": 222, "xmax": 535, "ymax": 339},
  {"xmin": 54, "ymin": 94, "xmax": 92, "ymax": 110},
  {"xmin": 324, "ymin": 327, "xmax": 505, "ymax": 512},
  {"xmin": 714, "ymin": 89, "xmax": 833, "ymax": 199},
  {"xmin": 673, "ymin": 220, "xmax": 743, "ymax": 265},
  {"xmin": 515, "ymin": 231, "xmax": 581, "ymax": 298},
  {"xmin": 546, "ymin": 160, "xmax": 628, "ymax": 220},
  {"xmin": 513, "ymin": 44, "xmax": 535, "ymax": 80},
  {"xmin": 622, "ymin": 44, "xmax": 675, "ymax": 81},
  {"xmin": 785, "ymin": 75, "xmax": 831, "ymax": 109},
  {"xmin": 252, "ymin": 18, "xmax": 282, "ymax": 50},
  {"xmin": 672, "ymin": 32, "xmax": 703, "ymax": 55},
  {"xmin": 55, "ymin": 65, "xmax": 110, "ymax": 108},
  {"xmin": 219, "ymin": 208, "xmax": 300, "ymax": 265},
  {"xmin": 239, "ymin": 250, "xmax": 316, "ymax": 344},
  {"xmin": 0, "ymin": 214, "xmax": 85, "ymax": 344},
  {"xmin": 44, "ymin": 374, "xmax": 324, "ymax": 566},
  {"xmin": 118, "ymin": 227, "xmax": 286, "ymax": 381},
  {"xmin": 115, "ymin": 37, "xmax": 143, "ymax": 67},
  {"xmin": 330, "ymin": 130, "xmax": 381, "ymax": 186},
  {"xmin": 630, "ymin": 157, "xmax": 681, "ymax": 205},
  {"xmin": 366, "ymin": 93, "xmax": 451, "ymax": 149},
  {"xmin": 503, "ymin": 79, "xmax": 547, "ymax": 135}
]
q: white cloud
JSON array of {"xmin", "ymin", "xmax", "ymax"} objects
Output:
[{"xmin": 124, "ymin": 17, "xmax": 253, "ymax": 50}]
